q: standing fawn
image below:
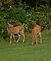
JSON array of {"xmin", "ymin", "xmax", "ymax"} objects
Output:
[
  {"xmin": 32, "ymin": 24, "xmax": 42, "ymax": 45},
  {"xmin": 7, "ymin": 23, "xmax": 25, "ymax": 44}
]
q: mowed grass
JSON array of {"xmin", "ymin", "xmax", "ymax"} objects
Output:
[{"xmin": 0, "ymin": 31, "xmax": 51, "ymax": 61}]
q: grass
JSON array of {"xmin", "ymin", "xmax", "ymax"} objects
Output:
[{"xmin": 0, "ymin": 31, "xmax": 51, "ymax": 61}]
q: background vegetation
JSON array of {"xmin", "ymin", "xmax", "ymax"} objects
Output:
[{"xmin": 0, "ymin": 0, "xmax": 51, "ymax": 39}]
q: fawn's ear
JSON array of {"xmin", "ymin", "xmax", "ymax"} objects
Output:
[
  {"xmin": 7, "ymin": 23, "xmax": 10, "ymax": 25},
  {"xmin": 7, "ymin": 23, "xmax": 9, "ymax": 25}
]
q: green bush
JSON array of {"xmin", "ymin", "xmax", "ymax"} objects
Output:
[{"xmin": 0, "ymin": 3, "xmax": 51, "ymax": 39}]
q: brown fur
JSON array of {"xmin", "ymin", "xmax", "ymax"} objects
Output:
[
  {"xmin": 7, "ymin": 23, "xmax": 25, "ymax": 44},
  {"xmin": 32, "ymin": 24, "xmax": 42, "ymax": 45}
]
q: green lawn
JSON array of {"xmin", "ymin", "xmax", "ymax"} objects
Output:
[{"xmin": 0, "ymin": 31, "xmax": 51, "ymax": 61}]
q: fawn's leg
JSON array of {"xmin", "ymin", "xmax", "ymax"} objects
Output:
[
  {"xmin": 32, "ymin": 34, "xmax": 37, "ymax": 45},
  {"xmin": 17, "ymin": 34, "xmax": 20, "ymax": 42},
  {"xmin": 22, "ymin": 33, "xmax": 25, "ymax": 42},
  {"xmin": 10, "ymin": 34, "xmax": 12, "ymax": 44},
  {"xmin": 20, "ymin": 31, "xmax": 25, "ymax": 43},
  {"xmin": 39, "ymin": 32, "xmax": 42, "ymax": 44},
  {"xmin": 36, "ymin": 35, "xmax": 38, "ymax": 44},
  {"xmin": 13, "ymin": 35, "xmax": 16, "ymax": 42}
]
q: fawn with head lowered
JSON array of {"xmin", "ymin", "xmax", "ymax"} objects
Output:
[
  {"xmin": 32, "ymin": 23, "xmax": 42, "ymax": 45},
  {"xmin": 7, "ymin": 23, "xmax": 25, "ymax": 44}
]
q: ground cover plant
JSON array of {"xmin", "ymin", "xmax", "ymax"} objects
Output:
[{"xmin": 0, "ymin": 31, "xmax": 51, "ymax": 61}]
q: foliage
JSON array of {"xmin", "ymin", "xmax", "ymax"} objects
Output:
[{"xmin": 0, "ymin": 1, "xmax": 51, "ymax": 39}]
